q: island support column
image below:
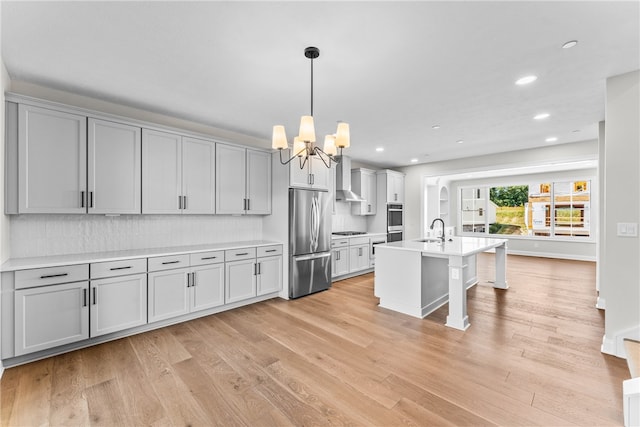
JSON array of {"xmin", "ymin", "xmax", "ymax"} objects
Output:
[
  {"xmin": 494, "ymin": 242, "xmax": 508, "ymax": 289},
  {"xmin": 445, "ymin": 254, "xmax": 470, "ymax": 331}
]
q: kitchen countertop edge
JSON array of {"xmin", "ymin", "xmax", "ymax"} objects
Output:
[
  {"xmin": 1, "ymin": 240, "xmax": 283, "ymax": 272},
  {"xmin": 378, "ymin": 236, "xmax": 507, "ymax": 257}
]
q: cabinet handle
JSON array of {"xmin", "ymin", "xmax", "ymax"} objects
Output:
[
  {"xmin": 89, "ymin": 191, "xmax": 94, "ymax": 208},
  {"xmin": 186, "ymin": 272, "xmax": 191, "ymax": 287},
  {"xmin": 162, "ymin": 260, "xmax": 180, "ymax": 265},
  {"xmin": 81, "ymin": 191, "xmax": 85, "ymax": 208},
  {"xmin": 200, "ymin": 256, "xmax": 217, "ymax": 260},
  {"xmin": 253, "ymin": 263, "xmax": 257, "ymax": 275},
  {"xmin": 178, "ymin": 195, "xmax": 183, "ymax": 210},
  {"xmin": 236, "ymin": 252, "xmax": 249, "ymax": 256},
  {"xmin": 311, "ymin": 174, "xmax": 315, "ymax": 185},
  {"xmin": 336, "ymin": 251, "xmax": 340, "ymax": 261},
  {"xmin": 93, "ymin": 287, "xmax": 97, "ymax": 305},
  {"xmin": 83, "ymin": 288, "xmax": 87, "ymax": 307},
  {"xmin": 40, "ymin": 273, "xmax": 68, "ymax": 279},
  {"xmin": 110, "ymin": 266, "xmax": 132, "ymax": 271},
  {"xmin": 257, "ymin": 262, "xmax": 261, "ymax": 275},
  {"xmin": 246, "ymin": 198, "xmax": 250, "ymax": 211},
  {"xmin": 192, "ymin": 272, "xmax": 196, "ymax": 287},
  {"xmin": 265, "ymin": 249, "xmax": 277, "ymax": 253},
  {"xmin": 183, "ymin": 196, "xmax": 187, "ymax": 210}
]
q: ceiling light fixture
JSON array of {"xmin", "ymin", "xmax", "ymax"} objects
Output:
[
  {"xmin": 432, "ymin": 125, "xmax": 440, "ymax": 129},
  {"xmin": 545, "ymin": 137, "xmax": 558, "ymax": 142},
  {"xmin": 562, "ymin": 40, "xmax": 578, "ymax": 49},
  {"xmin": 376, "ymin": 147, "xmax": 384, "ymax": 152},
  {"xmin": 534, "ymin": 113, "xmax": 550, "ymax": 120},
  {"xmin": 410, "ymin": 158, "xmax": 418, "ymax": 163},
  {"xmin": 515, "ymin": 75, "xmax": 537, "ymax": 85},
  {"xmin": 456, "ymin": 140, "xmax": 464, "ymax": 144},
  {"xmin": 272, "ymin": 47, "xmax": 349, "ymax": 169}
]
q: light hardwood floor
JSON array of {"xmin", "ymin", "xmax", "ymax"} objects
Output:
[{"xmin": 1, "ymin": 254, "xmax": 630, "ymax": 426}]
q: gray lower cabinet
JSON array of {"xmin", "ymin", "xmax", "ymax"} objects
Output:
[
  {"xmin": 332, "ymin": 248, "xmax": 349, "ymax": 278},
  {"xmin": 89, "ymin": 273, "xmax": 147, "ymax": 337},
  {"xmin": 14, "ymin": 281, "xmax": 89, "ymax": 356},
  {"xmin": 256, "ymin": 255, "xmax": 282, "ymax": 296},
  {"xmin": 225, "ymin": 258, "xmax": 256, "ymax": 304},
  {"xmin": 349, "ymin": 244, "xmax": 370, "ymax": 272},
  {"xmin": 190, "ymin": 263, "xmax": 225, "ymax": 311},
  {"xmin": 148, "ymin": 268, "xmax": 190, "ymax": 322}
]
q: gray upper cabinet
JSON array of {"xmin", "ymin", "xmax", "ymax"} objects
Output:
[
  {"xmin": 88, "ymin": 118, "xmax": 141, "ymax": 214},
  {"xmin": 142, "ymin": 130, "xmax": 215, "ymax": 215},
  {"xmin": 289, "ymin": 155, "xmax": 330, "ymax": 190},
  {"xmin": 216, "ymin": 144, "xmax": 271, "ymax": 215},
  {"xmin": 17, "ymin": 104, "xmax": 87, "ymax": 214}
]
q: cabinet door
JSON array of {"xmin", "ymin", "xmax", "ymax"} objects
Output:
[
  {"xmin": 257, "ymin": 255, "xmax": 282, "ymax": 296},
  {"xmin": 289, "ymin": 152, "xmax": 312, "ymax": 189},
  {"xmin": 88, "ymin": 118, "xmax": 141, "ymax": 214},
  {"xmin": 182, "ymin": 137, "xmax": 215, "ymax": 214},
  {"xmin": 290, "ymin": 155, "xmax": 330, "ymax": 190},
  {"xmin": 225, "ymin": 259, "xmax": 256, "ymax": 304},
  {"xmin": 389, "ymin": 173, "xmax": 404, "ymax": 203},
  {"xmin": 18, "ymin": 104, "xmax": 87, "ymax": 213},
  {"xmin": 309, "ymin": 156, "xmax": 330, "ymax": 190},
  {"xmin": 216, "ymin": 144, "xmax": 246, "ymax": 214},
  {"xmin": 191, "ymin": 264, "xmax": 225, "ymax": 312},
  {"xmin": 349, "ymin": 245, "xmax": 369, "ymax": 272},
  {"xmin": 15, "ymin": 281, "xmax": 89, "ymax": 356},
  {"xmin": 148, "ymin": 269, "xmax": 189, "ymax": 322},
  {"xmin": 246, "ymin": 149, "xmax": 271, "ymax": 215},
  {"xmin": 366, "ymin": 172, "xmax": 377, "ymax": 214},
  {"xmin": 142, "ymin": 129, "xmax": 182, "ymax": 214},
  {"xmin": 332, "ymin": 248, "xmax": 349, "ymax": 277},
  {"xmin": 90, "ymin": 274, "xmax": 147, "ymax": 337}
]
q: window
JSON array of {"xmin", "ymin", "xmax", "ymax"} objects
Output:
[{"xmin": 460, "ymin": 180, "xmax": 592, "ymax": 239}]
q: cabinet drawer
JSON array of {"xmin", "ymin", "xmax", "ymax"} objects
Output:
[
  {"xmin": 148, "ymin": 254, "xmax": 190, "ymax": 272},
  {"xmin": 90, "ymin": 258, "xmax": 147, "ymax": 279},
  {"xmin": 225, "ymin": 247, "xmax": 256, "ymax": 261},
  {"xmin": 331, "ymin": 239, "xmax": 349, "ymax": 248},
  {"xmin": 257, "ymin": 245, "xmax": 282, "ymax": 258},
  {"xmin": 350, "ymin": 236, "xmax": 370, "ymax": 246},
  {"xmin": 15, "ymin": 264, "xmax": 89, "ymax": 289},
  {"xmin": 190, "ymin": 250, "xmax": 225, "ymax": 266}
]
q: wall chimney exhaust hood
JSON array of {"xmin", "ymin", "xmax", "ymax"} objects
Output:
[{"xmin": 335, "ymin": 156, "xmax": 364, "ymax": 202}]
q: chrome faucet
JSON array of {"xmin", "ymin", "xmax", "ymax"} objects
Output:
[{"xmin": 430, "ymin": 218, "xmax": 446, "ymax": 242}]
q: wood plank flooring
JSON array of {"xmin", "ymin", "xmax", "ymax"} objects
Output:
[{"xmin": 1, "ymin": 254, "xmax": 630, "ymax": 426}]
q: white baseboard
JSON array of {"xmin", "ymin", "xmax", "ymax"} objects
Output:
[
  {"xmin": 596, "ymin": 295, "xmax": 606, "ymax": 310},
  {"xmin": 602, "ymin": 325, "xmax": 640, "ymax": 358},
  {"xmin": 506, "ymin": 249, "xmax": 596, "ymax": 262}
]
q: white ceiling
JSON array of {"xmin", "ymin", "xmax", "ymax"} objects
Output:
[{"xmin": 2, "ymin": 1, "xmax": 638, "ymax": 168}]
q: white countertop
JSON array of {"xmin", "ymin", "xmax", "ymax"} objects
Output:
[
  {"xmin": 378, "ymin": 236, "xmax": 507, "ymax": 257},
  {"xmin": 331, "ymin": 232, "xmax": 387, "ymax": 240},
  {"xmin": 1, "ymin": 240, "xmax": 282, "ymax": 272}
]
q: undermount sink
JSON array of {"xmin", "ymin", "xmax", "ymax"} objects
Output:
[{"xmin": 414, "ymin": 238, "xmax": 444, "ymax": 243}]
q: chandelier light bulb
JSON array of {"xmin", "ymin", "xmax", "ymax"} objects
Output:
[
  {"xmin": 293, "ymin": 137, "xmax": 306, "ymax": 157},
  {"xmin": 271, "ymin": 125, "xmax": 288, "ymax": 150},
  {"xmin": 323, "ymin": 135, "xmax": 337, "ymax": 156},
  {"xmin": 299, "ymin": 116, "xmax": 316, "ymax": 143},
  {"xmin": 335, "ymin": 122, "xmax": 350, "ymax": 148}
]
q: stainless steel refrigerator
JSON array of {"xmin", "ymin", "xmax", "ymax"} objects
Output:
[{"xmin": 289, "ymin": 188, "xmax": 332, "ymax": 299}]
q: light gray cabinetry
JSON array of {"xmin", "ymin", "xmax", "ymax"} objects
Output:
[
  {"xmin": 88, "ymin": 118, "xmax": 142, "ymax": 214},
  {"xmin": 16, "ymin": 104, "xmax": 87, "ymax": 214},
  {"xmin": 13, "ymin": 264, "xmax": 91, "ymax": 357},
  {"xmin": 148, "ymin": 252, "xmax": 225, "ymax": 322},
  {"xmin": 142, "ymin": 130, "xmax": 215, "ymax": 214},
  {"xmin": 89, "ymin": 273, "xmax": 147, "ymax": 337},
  {"xmin": 331, "ymin": 239, "xmax": 350, "ymax": 278},
  {"xmin": 376, "ymin": 169, "xmax": 405, "ymax": 204},
  {"xmin": 289, "ymin": 155, "xmax": 330, "ymax": 190},
  {"xmin": 216, "ymin": 144, "xmax": 271, "ymax": 215},
  {"xmin": 351, "ymin": 168, "xmax": 377, "ymax": 215},
  {"xmin": 349, "ymin": 244, "xmax": 370, "ymax": 273},
  {"xmin": 224, "ymin": 247, "xmax": 257, "ymax": 304},
  {"xmin": 256, "ymin": 245, "xmax": 283, "ymax": 296}
]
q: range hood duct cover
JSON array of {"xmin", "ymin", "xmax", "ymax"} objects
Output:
[{"xmin": 335, "ymin": 155, "xmax": 364, "ymax": 202}]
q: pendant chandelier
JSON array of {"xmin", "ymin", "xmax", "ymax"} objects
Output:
[{"xmin": 272, "ymin": 46, "xmax": 350, "ymax": 169}]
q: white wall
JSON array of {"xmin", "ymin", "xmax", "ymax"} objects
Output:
[
  {"xmin": 449, "ymin": 168, "xmax": 598, "ymax": 261},
  {"xmin": 0, "ymin": 3, "xmax": 10, "ymax": 377},
  {"xmin": 332, "ymin": 201, "xmax": 367, "ymax": 232},
  {"xmin": 601, "ymin": 70, "xmax": 640, "ymax": 357},
  {"xmin": 399, "ymin": 140, "xmax": 598, "ymax": 253}
]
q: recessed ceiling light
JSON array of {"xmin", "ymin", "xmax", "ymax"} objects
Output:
[
  {"xmin": 515, "ymin": 75, "xmax": 537, "ymax": 85},
  {"xmin": 562, "ymin": 40, "xmax": 578, "ymax": 49},
  {"xmin": 410, "ymin": 158, "xmax": 418, "ymax": 163},
  {"xmin": 572, "ymin": 129, "xmax": 580, "ymax": 133},
  {"xmin": 375, "ymin": 147, "xmax": 384, "ymax": 152},
  {"xmin": 545, "ymin": 137, "xmax": 558, "ymax": 143},
  {"xmin": 534, "ymin": 113, "xmax": 550, "ymax": 120},
  {"xmin": 432, "ymin": 125, "xmax": 440, "ymax": 130},
  {"xmin": 456, "ymin": 140, "xmax": 464, "ymax": 144}
]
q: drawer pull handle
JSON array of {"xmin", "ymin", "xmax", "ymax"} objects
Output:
[
  {"xmin": 200, "ymin": 256, "xmax": 217, "ymax": 260},
  {"xmin": 40, "ymin": 273, "xmax": 68, "ymax": 279},
  {"xmin": 236, "ymin": 252, "xmax": 249, "ymax": 256},
  {"xmin": 162, "ymin": 260, "xmax": 180, "ymax": 265},
  {"xmin": 110, "ymin": 266, "xmax": 132, "ymax": 271},
  {"xmin": 265, "ymin": 249, "xmax": 277, "ymax": 253}
]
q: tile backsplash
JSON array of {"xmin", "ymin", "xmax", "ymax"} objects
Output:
[
  {"xmin": 332, "ymin": 201, "xmax": 367, "ymax": 232},
  {"xmin": 10, "ymin": 214, "xmax": 262, "ymax": 258}
]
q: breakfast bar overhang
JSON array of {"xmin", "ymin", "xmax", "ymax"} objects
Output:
[{"xmin": 374, "ymin": 237, "xmax": 508, "ymax": 330}]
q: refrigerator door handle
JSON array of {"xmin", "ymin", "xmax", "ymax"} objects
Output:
[{"xmin": 294, "ymin": 252, "xmax": 331, "ymax": 262}]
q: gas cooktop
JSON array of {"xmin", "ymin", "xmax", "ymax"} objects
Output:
[{"xmin": 332, "ymin": 231, "xmax": 367, "ymax": 236}]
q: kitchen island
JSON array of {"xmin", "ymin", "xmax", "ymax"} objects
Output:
[{"xmin": 374, "ymin": 236, "xmax": 507, "ymax": 330}]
